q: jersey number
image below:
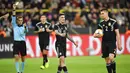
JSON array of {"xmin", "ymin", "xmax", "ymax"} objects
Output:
[{"xmin": 105, "ymin": 26, "xmax": 114, "ymax": 31}]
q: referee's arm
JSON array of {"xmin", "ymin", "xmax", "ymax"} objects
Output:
[
  {"xmin": 12, "ymin": 4, "xmax": 16, "ymax": 16},
  {"xmin": 11, "ymin": 4, "xmax": 17, "ymax": 27}
]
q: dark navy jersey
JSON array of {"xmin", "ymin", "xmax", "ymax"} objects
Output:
[
  {"xmin": 35, "ymin": 22, "xmax": 52, "ymax": 42},
  {"xmin": 54, "ymin": 23, "xmax": 68, "ymax": 44},
  {"xmin": 97, "ymin": 18, "xmax": 119, "ymax": 42}
]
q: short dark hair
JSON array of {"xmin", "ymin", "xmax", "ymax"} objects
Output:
[
  {"xmin": 41, "ymin": 14, "xmax": 46, "ymax": 17},
  {"xmin": 99, "ymin": 8, "xmax": 108, "ymax": 13},
  {"xmin": 16, "ymin": 16, "xmax": 23, "ymax": 20},
  {"xmin": 58, "ymin": 13, "xmax": 65, "ymax": 17}
]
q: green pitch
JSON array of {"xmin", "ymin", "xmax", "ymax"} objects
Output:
[{"xmin": 0, "ymin": 55, "xmax": 130, "ymax": 73}]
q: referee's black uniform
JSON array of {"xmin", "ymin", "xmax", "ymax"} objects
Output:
[
  {"xmin": 97, "ymin": 18, "xmax": 119, "ymax": 58},
  {"xmin": 35, "ymin": 22, "xmax": 52, "ymax": 51},
  {"xmin": 54, "ymin": 23, "xmax": 68, "ymax": 58}
]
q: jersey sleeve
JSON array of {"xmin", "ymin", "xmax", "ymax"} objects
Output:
[
  {"xmin": 97, "ymin": 24, "xmax": 102, "ymax": 29},
  {"xmin": 65, "ymin": 25, "xmax": 68, "ymax": 33},
  {"xmin": 54, "ymin": 25, "xmax": 58, "ymax": 30},
  {"xmin": 35, "ymin": 25, "xmax": 39, "ymax": 31},
  {"xmin": 48, "ymin": 24, "xmax": 53, "ymax": 30},
  {"xmin": 114, "ymin": 22, "xmax": 119, "ymax": 29},
  {"xmin": 11, "ymin": 16, "xmax": 17, "ymax": 27}
]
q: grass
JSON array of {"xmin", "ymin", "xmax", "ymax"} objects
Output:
[{"xmin": 0, "ymin": 55, "xmax": 130, "ymax": 73}]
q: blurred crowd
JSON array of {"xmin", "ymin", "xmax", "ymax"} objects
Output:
[{"xmin": 0, "ymin": 0, "xmax": 130, "ymax": 38}]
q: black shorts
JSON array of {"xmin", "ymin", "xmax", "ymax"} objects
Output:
[
  {"xmin": 55, "ymin": 43, "xmax": 66, "ymax": 58},
  {"xmin": 102, "ymin": 42, "xmax": 116, "ymax": 58},
  {"xmin": 13, "ymin": 41, "xmax": 27, "ymax": 56},
  {"xmin": 39, "ymin": 41, "xmax": 49, "ymax": 51}
]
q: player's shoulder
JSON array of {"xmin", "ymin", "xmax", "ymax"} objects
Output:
[
  {"xmin": 99, "ymin": 20, "xmax": 104, "ymax": 25},
  {"xmin": 109, "ymin": 18, "xmax": 117, "ymax": 22},
  {"xmin": 55, "ymin": 23, "xmax": 60, "ymax": 26},
  {"xmin": 45, "ymin": 21, "xmax": 51, "ymax": 25},
  {"xmin": 64, "ymin": 24, "xmax": 68, "ymax": 28},
  {"xmin": 36, "ymin": 22, "xmax": 42, "ymax": 26},
  {"xmin": 53, "ymin": 23, "xmax": 59, "ymax": 29},
  {"xmin": 98, "ymin": 20, "xmax": 104, "ymax": 26}
]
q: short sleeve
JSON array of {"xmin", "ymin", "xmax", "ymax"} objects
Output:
[
  {"xmin": 54, "ymin": 25, "xmax": 58, "ymax": 30},
  {"xmin": 97, "ymin": 24, "xmax": 102, "ymax": 29},
  {"xmin": 114, "ymin": 22, "xmax": 119, "ymax": 29},
  {"xmin": 48, "ymin": 24, "xmax": 53, "ymax": 30},
  {"xmin": 35, "ymin": 25, "xmax": 39, "ymax": 31},
  {"xmin": 65, "ymin": 25, "xmax": 68, "ymax": 33}
]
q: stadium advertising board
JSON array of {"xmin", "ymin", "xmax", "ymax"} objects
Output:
[
  {"xmin": 0, "ymin": 34, "xmax": 130, "ymax": 58},
  {"xmin": 0, "ymin": 37, "xmax": 13, "ymax": 58},
  {"xmin": 26, "ymin": 34, "xmax": 130, "ymax": 58}
]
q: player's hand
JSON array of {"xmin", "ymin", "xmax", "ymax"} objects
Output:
[
  {"xmin": 60, "ymin": 33, "xmax": 66, "ymax": 37},
  {"xmin": 13, "ymin": 4, "xmax": 17, "ymax": 9},
  {"xmin": 46, "ymin": 28, "xmax": 50, "ymax": 32},
  {"xmin": 93, "ymin": 33, "xmax": 101, "ymax": 38},
  {"xmin": 38, "ymin": 29, "xmax": 43, "ymax": 32},
  {"xmin": 46, "ymin": 28, "xmax": 53, "ymax": 32},
  {"xmin": 74, "ymin": 43, "xmax": 78, "ymax": 48},
  {"xmin": 118, "ymin": 46, "xmax": 122, "ymax": 51},
  {"xmin": 23, "ymin": 23, "xmax": 26, "ymax": 27}
]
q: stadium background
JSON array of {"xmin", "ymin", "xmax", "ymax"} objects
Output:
[{"xmin": 0, "ymin": 0, "xmax": 130, "ymax": 73}]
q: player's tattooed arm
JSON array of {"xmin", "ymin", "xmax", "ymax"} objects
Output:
[
  {"xmin": 55, "ymin": 30, "xmax": 66, "ymax": 37},
  {"xmin": 66, "ymin": 34, "xmax": 78, "ymax": 47},
  {"xmin": 115, "ymin": 29, "xmax": 122, "ymax": 51}
]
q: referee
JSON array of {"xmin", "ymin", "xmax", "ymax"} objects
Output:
[
  {"xmin": 54, "ymin": 14, "xmax": 78, "ymax": 73},
  {"xmin": 12, "ymin": 4, "xmax": 28, "ymax": 73},
  {"xmin": 94, "ymin": 9, "xmax": 122, "ymax": 73}
]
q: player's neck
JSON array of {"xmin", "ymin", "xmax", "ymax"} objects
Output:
[
  {"xmin": 41, "ymin": 21, "xmax": 46, "ymax": 24},
  {"xmin": 104, "ymin": 17, "xmax": 109, "ymax": 21},
  {"xmin": 59, "ymin": 22, "xmax": 64, "ymax": 25}
]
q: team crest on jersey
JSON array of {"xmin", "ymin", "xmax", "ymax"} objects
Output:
[
  {"xmin": 40, "ymin": 26, "xmax": 43, "ymax": 28},
  {"xmin": 108, "ymin": 23, "xmax": 111, "ymax": 26},
  {"xmin": 45, "ymin": 25, "xmax": 47, "ymax": 28}
]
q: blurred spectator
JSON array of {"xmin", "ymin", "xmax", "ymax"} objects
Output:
[
  {"xmin": 0, "ymin": 26, "xmax": 6, "ymax": 38},
  {"xmin": 74, "ymin": 12, "xmax": 85, "ymax": 28},
  {"xmin": 0, "ymin": 0, "xmax": 129, "ymax": 32},
  {"xmin": 58, "ymin": 0, "xmax": 67, "ymax": 10},
  {"xmin": 52, "ymin": 14, "xmax": 58, "ymax": 24},
  {"xmin": 4, "ymin": 23, "xmax": 12, "ymax": 37},
  {"xmin": 24, "ymin": 15, "xmax": 33, "ymax": 29},
  {"xmin": 125, "ymin": 24, "xmax": 130, "ymax": 35},
  {"xmin": 114, "ymin": 12, "xmax": 125, "ymax": 26}
]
